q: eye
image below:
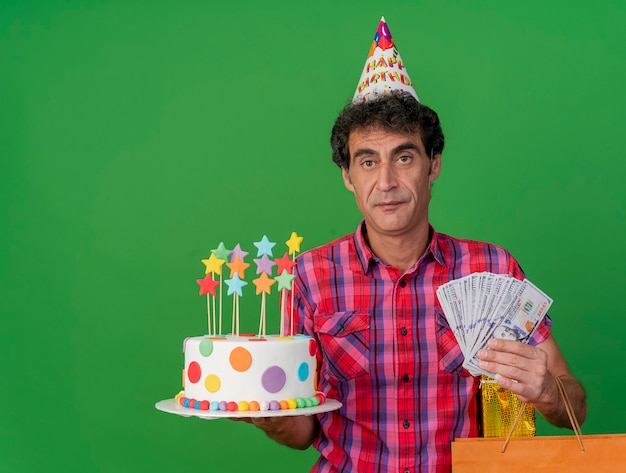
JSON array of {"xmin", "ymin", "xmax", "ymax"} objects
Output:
[
  {"xmin": 398, "ymin": 155, "xmax": 413, "ymax": 164},
  {"xmin": 362, "ymin": 160, "xmax": 375, "ymax": 168}
]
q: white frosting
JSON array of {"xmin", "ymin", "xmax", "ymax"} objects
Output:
[{"xmin": 183, "ymin": 334, "xmax": 317, "ymax": 404}]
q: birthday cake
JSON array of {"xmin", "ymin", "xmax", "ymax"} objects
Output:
[
  {"xmin": 176, "ymin": 333, "xmax": 324, "ymax": 412},
  {"xmin": 171, "ymin": 233, "xmax": 327, "ymax": 413}
]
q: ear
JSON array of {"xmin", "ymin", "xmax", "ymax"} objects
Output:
[
  {"xmin": 341, "ymin": 167, "xmax": 355, "ymax": 193},
  {"xmin": 429, "ymin": 153, "xmax": 442, "ymax": 185}
]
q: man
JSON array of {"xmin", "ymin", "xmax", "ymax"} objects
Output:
[
  {"xmin": 247, "ymin": 18, "xmax": 586, "ymax": 473},
  {"xmin": 246, "ymin": 92, "xmax": 586, "ymax": 473}
]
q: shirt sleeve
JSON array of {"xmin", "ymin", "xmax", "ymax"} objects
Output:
[
  {"xmin": 506, "ymin": 249, "xmax": 553, "ymax": 346},
  {"xmin": 528, "ymin": 314, "xmax": 552, "ymax": 346}
]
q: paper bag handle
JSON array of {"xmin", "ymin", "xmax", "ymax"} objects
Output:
[{"xmin": 501, "ymin": 372, "xmax": 584, "ymax": 453}]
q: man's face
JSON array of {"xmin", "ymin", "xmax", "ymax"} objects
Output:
[{"xmin": 342, "ymin": 127, "xmax": 441, "ymax": 240}]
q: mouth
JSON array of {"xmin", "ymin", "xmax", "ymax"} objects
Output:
[{"xmin": 375, "ymin": 201, "xmax": 403, "ymax": 210}]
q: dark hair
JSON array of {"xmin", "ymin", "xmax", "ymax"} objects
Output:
[{"xmin": 330, "ymin": 92, "xmax": 445, "ymax": 168}]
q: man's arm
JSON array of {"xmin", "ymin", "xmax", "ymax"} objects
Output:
[
  {"xmin": 233, "ymin": 414, "xmax": 320, "ymax": 450},
  {"xmin": 476, "ymin": 335, "xmax": 587, "ymax": 429}
]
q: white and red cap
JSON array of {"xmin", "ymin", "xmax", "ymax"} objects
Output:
[{"xmin": 353, "ymin": 16, "xmax": 419, "ymax": 102}]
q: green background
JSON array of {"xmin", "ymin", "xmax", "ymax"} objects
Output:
[{"xmin": 2, "ymin": 1, "xmax": 625, "ymax": 471}]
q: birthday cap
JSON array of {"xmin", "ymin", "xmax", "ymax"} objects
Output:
[{"xmin": 353, "ymin": 17, "xmax": 418, "ymax": 102}]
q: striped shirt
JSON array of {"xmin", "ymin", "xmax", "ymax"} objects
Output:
[{"xmin": 288, "ymin": 222, "xmax": 551, "ymax": 473}]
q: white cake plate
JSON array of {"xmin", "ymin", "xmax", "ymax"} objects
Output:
[{"xmin": 155, "ymin": 398, "xmax": 342, "ymax": 420}]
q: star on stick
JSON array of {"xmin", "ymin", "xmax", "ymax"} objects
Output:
[
  {"xmin": 275, "ymin": 252, "xmax": 297, "ymax": 274},
  {"xmin": 196, "ymin": 274, "xmax": 219, "ymax": 296},
  {"xmin": 202, "ymin": 253, "xmax": 226, "ymax": 275},
  {"xmin": 230, "ymin": 243, "xmax": 249, "ymax": 262},
  {"xmin": 286, "ymin": 232, "xmax": 303, "ymax": 256},
  {"xmin": 275, "ymin": 269, "xmax": 296, "ymax": 291},
  {"xmin": 225, "ymin": 273, "xmax": 247, "ymax": 297},
  {"xmin": 211, "ymin": 242, "xmax": 232, "ymax": 262},
  {"xmin": 252, "ymin": 272, "xmax": 276, "ymax": 295},
  {"xmin": 254, "ymin": 254, "xmax": 276, "ymax": 275},
  {"xmin": 226, "ymin": 256, "xmax": 250, "ymax": 278},
  {"xmin": 253, "ymin": 235, "xmax": 276, "ymax": 257}
]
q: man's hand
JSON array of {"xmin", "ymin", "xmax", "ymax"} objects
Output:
[
  {"xmin": 230, "ymin": 414, "xmax": 319, "ymax": 450},
  {"xmin": 476, "ymin": 338, "xmax": 551, "ymax": 403},
  {"xmin": 476, "ymin": 336, "xmax": 587, "ymax": 429}
]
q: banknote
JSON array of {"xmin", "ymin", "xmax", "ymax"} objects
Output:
[{"xmin": 436, "ymin": 272, "xmax": 552, "ymax": 377}]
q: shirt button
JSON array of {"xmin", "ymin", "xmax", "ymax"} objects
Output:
[
  {"xmin": 402, "ymin": 374, "xmax": 409, "ymax": 382},
  {"xmin": 400, "ymin": 327, "xmax": 407, "ymax": 336},
  {"xmin": 404, "ymin": 470, "xmax": 411, "ymax": 473},
  {"xmin": 399, "ymin": 280, "xmax": 406, "ymax": 288},
  {"xmin": 403, "ymin": 420, "xmax": 410, "ymax": 429}
]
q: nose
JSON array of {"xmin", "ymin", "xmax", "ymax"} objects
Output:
[{"xmin": 376, "ymin": 162, "xmax": 398, "ymax": 191}]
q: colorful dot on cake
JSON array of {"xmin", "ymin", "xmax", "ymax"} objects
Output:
[
  {"xmin": 259, "ymin": 401, "xmax": 269, "ymax": 411},
  {"xmin": 309, "ymin": 339, "xmax": 318, "ymax": 357},
  {"xmin": 199, "ymin": 339, "xmax": 214, "ymax": 357},
  {"xmin": 298, "ymin": 362, "xmax": 309, "ymax": 382},
  {"xmin": 226, "ymin": 401, "xmax": 238, "ymax": 412},
  {"xmin": 219, "ymin": 401, "xmax": 227, "ymax": 411},
  {"xmin": 286, "ymin": 399, "xmax": 297, "ymax": 409},
  {"xmin": 269, "ymin": 401, "xmax": 280, "ymax": 410},
  {"xmin": 199, "ymin": 400, "xmax": 210, "ymax": 410},
  {"xmin": 295, "ymin": 397, "xmax": 305, "ymax": 408},
  {"xmin": 262, "ymin": 366, "xmax": 286, "ymax": 393},
  {"xmin": 187, "ymin": 361, "xmax": 201, "ymax": 384},
  {"xmin": 238, "ymin": 401, "xmax": 249, "ymax": 411},
  {"xmin": 248, "ymin": 401, "xmax": 260, "ymax": 411},
  {"xmin": 210, "ymin": 401, "xmax": 219, "ymax": 411},
  {"xmin": 229, "ymin": 346, "xmax": 252, "ymax": 372},
  {"xmin": 279, "ymin": 400, "xmax": 290, "ymax": 410},
  {"xmin": 204, "ymin": 374, "xmax": 221, "ymax": 393}
]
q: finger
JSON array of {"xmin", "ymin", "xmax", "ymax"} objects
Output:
[
  {"xmin": 230, "ymin": 416, "xmax": 253, "ymax": 424},
  {"xmin": 250, "ymin": 415, "xmax": 294, "ymax": 428},
  {"xmin": 478, "ymin": 358, "xmax": 527, "ymax": 382},
  {"xmin": 476, "ymin": 348, "xmax": 529, "ymax": 371},
  {"xmin": 486, "ymin": 338, "xmax": 536, "ymax": 356},
  {"xmin": 478, "ymin": 340, "xmax": 546, "ymax": 370}
]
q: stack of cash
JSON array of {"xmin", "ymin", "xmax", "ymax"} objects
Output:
[{"xmin": 436, "ymin": 273, "xmax": 552, "ymax": 377}]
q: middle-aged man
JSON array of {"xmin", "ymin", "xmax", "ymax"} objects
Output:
[{"xmin": 243, "ymin": 18, "xmax": 587, "ymax": 473}]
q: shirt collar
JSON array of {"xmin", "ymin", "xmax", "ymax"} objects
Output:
[
  {"xmin": 353, "ymin": 221, "xmax": 448, "ymax": 274},
  {"xmin": 353, "ymin": 221, "xmax": 375, "ymax": 274}
]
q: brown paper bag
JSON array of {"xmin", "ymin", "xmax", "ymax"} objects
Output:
[
  {"xmin": 452, "ymin": 433, "xmax": 626, "ymax": 472},
  {"xmin": 453, "ymin": 374, "xmax": 626, "ymax": 471}
]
